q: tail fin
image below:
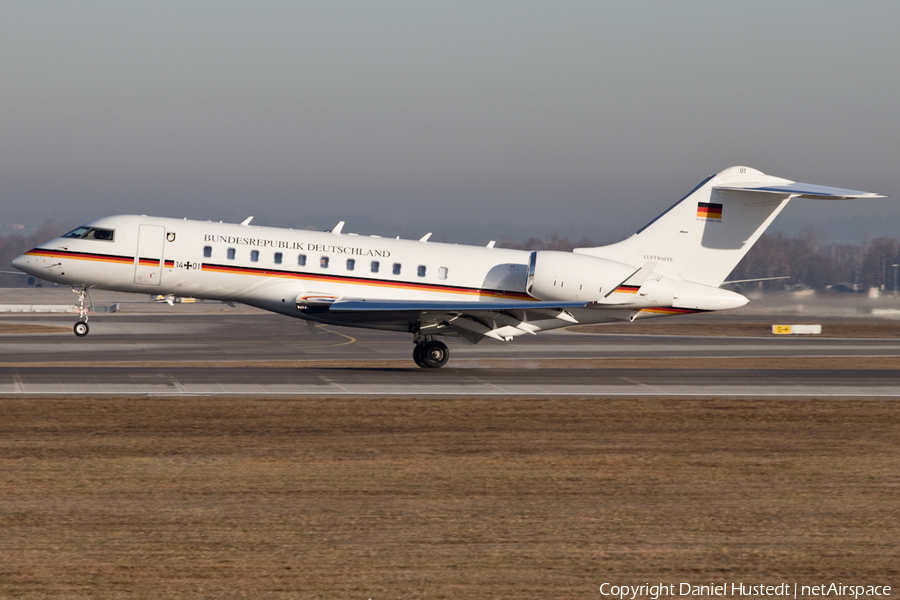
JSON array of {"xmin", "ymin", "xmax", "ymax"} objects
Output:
[{"xmin": 574, "ymin": 166, "xmax": 884, "ymax": 287}]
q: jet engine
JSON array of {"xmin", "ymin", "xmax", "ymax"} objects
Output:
[{"xmin": 525, "ymin": 251, "xmax": 637, "ymax": 302}]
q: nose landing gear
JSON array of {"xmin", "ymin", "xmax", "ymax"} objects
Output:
[
  {"xmin": 72, "ymin": 287, "xmax": 92, "ymax": 337},
  {"xmin": 413, "ymin": 339, "xmax": 449, "ymax": 369}
]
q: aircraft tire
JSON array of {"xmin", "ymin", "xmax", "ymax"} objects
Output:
[
  {"xmin": 420, "ymin": 340, "xmax": 449, "ymax": 369},
  {"xmin": 74, "ymin": 321, "xmax": 89, "ymax": 337},
  {"xmin": 412, "ymin": 344, "xmax": 427, "ymax": 368}
]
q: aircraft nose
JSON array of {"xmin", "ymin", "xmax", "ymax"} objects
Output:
[{"xmin": 11, "ymin": 253, "xmax": 32, "ymax": 274}]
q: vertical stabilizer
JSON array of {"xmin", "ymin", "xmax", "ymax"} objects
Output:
[{"xmin": 575, "ymin": 166, "xmax": 883, "ymax": 287}]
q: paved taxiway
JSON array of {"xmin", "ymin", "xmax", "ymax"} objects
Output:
[{"xmin": 1, "ymin": 312, "xmax": 899, "ymax": 396}]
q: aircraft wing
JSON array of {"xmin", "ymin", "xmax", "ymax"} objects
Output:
[
  {"xmin": 328, "ymin": 299, "xmax": 588, "ymax": 313},
  {"xmin": 326, "ymin": 298, "xmax": 592, "ymax": 343}
]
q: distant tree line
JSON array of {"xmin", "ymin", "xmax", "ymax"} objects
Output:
[
  {"xmin": 728, "ymin": 231, "xmax": 900, "ymax": 292},
  {"xmin": 3, "ymin": 224, "xmax": 900, "ymax": 292}
]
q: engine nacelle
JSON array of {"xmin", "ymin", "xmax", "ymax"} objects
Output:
[{"xmin": 526, "ymin": 251, "xmax": 637, "ymax": 302}]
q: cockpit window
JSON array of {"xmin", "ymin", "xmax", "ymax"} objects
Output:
[{"xmin": 62, "ymin": 226, "xmax": 115, "ymax": 241}]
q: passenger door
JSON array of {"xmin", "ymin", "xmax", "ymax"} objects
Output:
[{"xmin": 134, "ymin": 224, "xmax": 166, "ymax": 285}]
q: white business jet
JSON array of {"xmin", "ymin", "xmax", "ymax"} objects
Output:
[{"xmin": 12, "ymin": 166, "xmax": 883, "ymax": 368}]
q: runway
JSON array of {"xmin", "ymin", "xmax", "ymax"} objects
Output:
[
  {"xmin": 1, "ymin": 312, "xmax": 899, "ymax": 397},
  {"xmin": 3, "ymin": 364, "xmax": 899, "ymax": 397}
]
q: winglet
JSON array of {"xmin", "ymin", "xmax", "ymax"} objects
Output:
[
  {"xmin": 240, "ymin": 216, "xmax": 254, "ymax": 226},
  {"xmin": 332, "ymin": 221, "xmax": 345, "ymax": 235},
  {"xmin": 419, "ymin": 233, "xmax": 432, "ymax": 242}
]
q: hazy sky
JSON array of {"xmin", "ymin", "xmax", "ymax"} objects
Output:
[{"xmin": 1, "ymin": 1, "xmax": 898, "ymax": 244}]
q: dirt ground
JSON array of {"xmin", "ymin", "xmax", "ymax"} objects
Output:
[
  {"xmin": 0, "ymin": 324, "xmax": 70, "ymax": 334},
  {"xmin": 0, "ymin": 397, "xmax": 897, "ymax": 599}
]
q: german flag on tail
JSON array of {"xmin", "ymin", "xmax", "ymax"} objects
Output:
[{"xmin": 697, "ymin": 202, "xmax": 722, "ymax": 220}]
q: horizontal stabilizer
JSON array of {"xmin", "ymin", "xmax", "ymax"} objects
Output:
[{"xmin": 714, "ymin": 182, "xmax": 884, "ymax": 200}]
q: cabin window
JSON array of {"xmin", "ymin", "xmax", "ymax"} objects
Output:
[
  {"xmin": 274, "ymin": 252, "xmax": 282, "ymax": 264},
  {"xmin": 320, "ymin": 256, "xmax": 329, "ymax": 268},
  {"xmin": 371, "ymin": 261, "xmax": 380, "ymax": 273},
  {"xmin": 417, "ymin": 265, "xmax": 426, "ymax": 277},
  {"xmin": 203, "ymin": 246, "xmax": 212, "ymax": 258},
  {"xmin": 227, "ymin": 248, "xmax": 236, "ymax": 260},
  {"xmin": 250, "ymin": 250, "xmax": 259, "ymax": 262},
  {"xmin": 392, "ymin": 263, "xmax": 401, "ymax": 275},
  {"xmin": 298, "ymin": 254, "xmax": 307, "ymax": 266},
  {"xmin": 62, "ymin": 226, "xmax": 115, "ymax": 241},
  {"xmin": 438, "ymin": 266, "xmax": 448, "ymax": 280},
  {"xmin": 346, "ymin": 258, "xmax": 355, "ymax": 271}
]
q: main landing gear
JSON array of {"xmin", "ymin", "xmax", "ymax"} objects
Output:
[
  {"xmin": 413, "ymin": 339, "xmax": 449, "ymax": 369},
  {"xmin": 72, "ymin": 287, "xmax": 92, "ymax": 337}
]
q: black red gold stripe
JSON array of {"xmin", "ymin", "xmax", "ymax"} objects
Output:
[
  {"xmin": 201, "ymin": 262, "xmax": 533, "ymax": 300},
  {"xmin": 697, "ymin": 202, "xmax": 723, "ymax": 219},
  {"xmin": 614, "ymin": 284, "xmax": 641, "ymax": 294},
  {"xmin": 639, "ymin": 307, "xmax": 707, "ymax": 315},
  {"xmin": 25, "ymin": 248, "xmax": 133, "ymax": 265}
]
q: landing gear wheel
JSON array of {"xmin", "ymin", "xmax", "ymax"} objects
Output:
[
  {"xmin": 74, "ymin": 321, "xmax": 89, "ymax": 337},
  {"xmin": 420, "ymin": 340, "xmax": 449, "ymax": 369},
  {"xmin": 72, "ymin": 287, "xmax": 92, "ymax": 337},
  {"xmin": 412, "ymin": 344, "xmax": 427, "ymax": 368}
]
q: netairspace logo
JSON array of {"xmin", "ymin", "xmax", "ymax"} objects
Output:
[{"xmin": 599, "ymin": 582, "xmax": 892, "ymax": 599}]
